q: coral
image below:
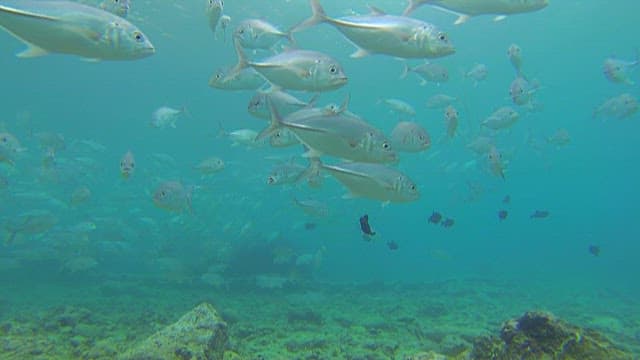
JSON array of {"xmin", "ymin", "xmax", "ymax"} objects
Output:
[
  {"xmin": 119, "ymin": 302, "xmax": 228, "ymax": 360},
  {"xmin": 470, "ymin": 311, "xmax": 633, "ymax": 360}
]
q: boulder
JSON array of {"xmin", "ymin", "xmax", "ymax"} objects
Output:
[{"xmin": 119, "ymin": 303, "xmax": 228, "ymax": 360}]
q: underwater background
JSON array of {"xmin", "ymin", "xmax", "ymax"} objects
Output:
[{"xmin": 1, "ymin": 0, "xmax": 639, "ymax": 358}]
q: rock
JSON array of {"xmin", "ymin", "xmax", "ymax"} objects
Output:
[
  {"xmin": 119, "ymin": 302, "xmax": 228, "ymax": 360},
  {"xmin": 470, "ymin": 310, "xmax": 633, "ymax": 360}
]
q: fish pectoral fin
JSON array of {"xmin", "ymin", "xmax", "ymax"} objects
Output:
[
  {"xmin": 0, "ymin": 5, "xmax": 59, "ymax": 21},
  {"xmin": 17, "ymin": 43, "xmax": 49, "ymax": 58},
  {"xmin": 350, "ymin": 48, "xmax": 371, "ymax": 59},
  {"xmin": 454, "ymin": 14, "xmax": 471, "ymax": 25},
  {"xmin": 493, "ymin": 15, "xmax": 507, "ymax": 22}
]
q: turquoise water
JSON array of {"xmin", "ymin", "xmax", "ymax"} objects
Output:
[{"xmin": 1, "ymin": 0, "xmax": 639, "ymax": 358}]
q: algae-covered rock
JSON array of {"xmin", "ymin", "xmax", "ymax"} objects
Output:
[
  {"xmin": 119, "ymin": 302, "xmax": 228, "ymax": 360},
  {"xmin": 470, "ymin": 311, "xmax": 633, "ymax": 360},
  {"xmin": 404, "ymin": 350, "xmax": 448, "ymax": 360}
]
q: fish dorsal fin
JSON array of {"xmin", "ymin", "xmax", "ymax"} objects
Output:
[
  {"xmin": 0, "ymin": 5, "xmax": 59, "ymax": 21},
  {"xmin": 368, "ymin": 5, "xmax": 387, "ymax": 16}
]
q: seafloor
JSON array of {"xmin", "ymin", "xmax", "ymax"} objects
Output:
[{"xmin": 0, "ymin": 275, "xmax": 638, "ymax": 359}]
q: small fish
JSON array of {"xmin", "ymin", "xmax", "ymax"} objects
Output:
[
  {"xmin": 390, "ymin": 121, "xmax": 431, "ymax": 153},
  {"xmin": 267, "ymin": 161, "xmax": 307, "ymax": 186},
  {"xmin": 465, "ymin": 63, "xmax": 488, "ymax": 86},
  {"xmin": 209, "ymin": 66, "xmax": 266, "ymax": 91},
  {"xmin": 498, "ymin": 210, "xmax": 508, "ymax": 221},
  {"xmin": 150, "ymin": 106, "xmax": 188, "ymax": 129},
  {"xmin": 359, "ymin": 214, "xmax": 376, "ymax": 236},
  {"xmin": 426, "ymin": 94, "xmax": 457, "ymax": 109},
  {"xmin": 226, "ymin": 129, "xmax": 267, "ymax": 148},
  {"xmin": 507, "ymin": 44, "xmax": 523, "ymax": 75},
  {"xmin": 603, "ymin": 55, "xmax": 638, "ymax": 85},
  {"xmin": 70, "ymin": 186, "xmax": 91, "ymax": 205},
  {"xmin": 120, "ymin": 150, "xmax": 135, "ymax": 178},
  {"xmin": 378, "ymin": 98, "xmax": 416, "ymax": 117},
  {"xmin": 293, "ymin": 198, "xmax": 329, "ymax": 217},
  {"xmin": 248, "ymin": 90, "xmax": 315, "ymax": 120},
  {"xmin": 588, "ymin": 245, "xmax": 600, "ymax": 257},
  {"xmin": 387, "ymin": 241, "xmax": 399, "ymax": 250},
  {"xmin": 0, "ymin": 132, "xmax": 25, "ymax": 152},
  {"xmin": 546, "ymin": 129, "xmax": 571, "ymax": 147},
  {"xmin": 466, "ymin": 136, "xmax": 494, "ymax": 155},
  {"xmin": 99, "ymin": 0, "xmax": 130, "ymax": 18},
  {"xmin": 233, "ymin": 19, "xmax": 293, "ymax": 50},
  {"xmin": 509, "ymin": 76, "xmax": 538, "ymax": 106},
  {"xmin": 488, "ymin": 145, "xmax": 505, "ymax": 180},
  {"xmin": 441, "ymin": 218, "xmax": 455, "ymax": 228},
  {"xmin": 269, "ymin": 129, "xmax": 300, "ymax": 148},
  {"xmin": 219, "ymin": 15, "xmax": 231, "ymax": 40},
  {"xmin": 593, "ymin": 93, "xmax": 638, "ymax": 120},
  {"xmin": 444, "ymin": 105, "xmax": 459, "ymax": 138},
  {"xmin": 152, "ymin": 181, "xmax": 193, "ymax": 213},
  {"xmin": 0, "ymin": 0, "xmax": 154, "ymax": 60},
  {"xmin": 400, "ymin": 62, "xmax": 449, "ymax": 85},
  {"xmin": 428, "ymin": 211, "xmax": 442, "ymax": 224},
  {"xmin": 194, "ymin": 157, "xmax": 225, "ymax": 174},
  {"xmin": 530, "ymin": 210, "xmax": 549, "ymax": 219},
  {"xmin": 205, "ymin": 0, "xmax": 224, "ymax": 37},
  {"xmin": 482, "ymin": 107, "xmax": 519, "ymax": 130}
]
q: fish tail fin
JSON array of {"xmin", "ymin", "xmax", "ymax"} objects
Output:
[
  {"xmin": 399, "ymin": 63, "xmax": 410, "ymax": 79},
  {"xmin": 255, "ymin": 95, "xmax": 284, "ymax": 141},
  {"xmin": 291, "ymin": 0, "xmax": 328, "ymax": 33},
  {"xmin": 402, "ymin": 0, "xmax": 431, "ymax": 16},
  {"xmin": 296, "ymin": 155, "xmax": 322, "ymax": 184},
  {"xmin": 230, "ymin": 38, "xmax": 249, "ymax": 76}
]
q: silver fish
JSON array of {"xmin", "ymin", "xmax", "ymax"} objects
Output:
[
  {"xmin": 482, "ymin": 106, "xmax": 519, "ymax": 130},
  {"xmin": 310, "ymin": 159, "xmax": 420, "ymax": 203},
  {"xmin": 267, "ymin": 161, "xmax": 307, "ymax": 186},
  {"xmin": 292, "ymin": 197, "xmax": 329, "ymax": 217},
  {"xmin": 232, "ymin": 40, "xmax": 347, "ymax": 92},
  {"xmin": 400, "ymin": 62, "xmax": 449, "ymax": 85},
  {"xmin": 390, "ymin": 121, "xmax": 431, "ymax": 153},
  {"xmin": 403, "ymin": 0, "xmax": 549, "ymax": 25},
  {"xmin": 248, "ymin": 90, "xmax": 315, "ymax": 120},
  {"xmin": 205, "ymin": 0, "xmax": 223, "ymax": 37},
  {"xmin": 150, "ymin": 106, "xmax": 187, "ymax": 129},
  {"xmin": 603, "ymin": 56, "xmax": 638, "ymax": 85},
  {"xmin": 426, "ymin": 94, "xmax": 457, "ymax": 109},
  {"xmin": 209, "ymin": 65, "xmax": 266, "ymax": 90},
  {"xmin": 269, "ymin": 129, "xmax": 300, "ymax": 148},
  {"xmin": 296, "ymin": 0, "xmax": 455, "ymax": 59},
  {"xmin": 233, "ymin": 19, "xmax": 293, "ymax": 50},
  {"xmin": 0, "ymin": 0, "xmax": 154, "ymax": 60},
  {"xmin": 194, "ymin": 157, "xmax": 225, "ymax": 174},
  {"xmin": 378, "ymin": 98, "xmax": 416, "ymax": 117},
  {"xmin": 153, "ymin": 181, "xmax": 192, "ymax": 213},
  {"xmin": 465, "ymin": 63, "xmax": 488, "ymax": 86},
  {"xmin": 99, "ymin": 0, "xmax": 130, "ymax": 18},
  {"xmin": 593, "ymin": 93, "xmax": 638, "ymax": 120},
  {"xmin": 120, "ymin": 150, "xmax": 135, "ymax": 178}
]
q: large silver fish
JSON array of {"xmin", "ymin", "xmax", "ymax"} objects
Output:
[
  {"xmin": 0, "ymin": 0, "xmax": 154, "ymax": 60},
  {"xmin": 295, "ymin": 0, "xmax": 455, "ymax": 59},
  {"xmin": 248, "ymin": 90, "xmax": 316, "ymax": 120},
  {"xmin": 310, "ymin": 159, "xmax": 420, "ymax": 203},
  {"xmin": 258, "ymin": 96, "xmax": 397, "ymax": 164},
  {"xmin": 403, "ymin": 0, "xmax": 549, "ymax": 25},
  {"xmin": 233, "ymin": 19, "xmax": 293, "ymax": 50},
  {"xmin": 232, "ymin": 40, "xmax": 347, "ymax": 92}
]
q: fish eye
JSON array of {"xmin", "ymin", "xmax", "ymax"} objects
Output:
[
  {"xmin": 382, "ymin": 142, "xmax": 390, "ymax": 150},
  {"xmin": 160, "ymin": 191, "xmax": 166, "ymax": 197},
  {"xmin": 329, "ymin": 65, "xmax": 338, "ymax": 74},
  {"xmin": 133, "ymin": 32, "xmax": 144, "ymax": 42},
  {"xmin": 438, "ymin": 33, "xmax": 447, "ymax": 41},
  {"xmin": 410, "ymin": 185, "xmax": 416, "ymax": 191}
]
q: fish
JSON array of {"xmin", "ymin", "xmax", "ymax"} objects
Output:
[
  {"xmin": 488, "ymin": 145, "xmax": 505, "ymax": 180},
  {"xmin": 441, "ymin": 218, "xmax": 455, "ymax": 228},
  {"xmin": 0, "ymin": 132, "xmax": 24, "ymax": 153},
  {"xmin": 0, "ymin": 0, "xmax": 154, "ymax": 60},
  {"xmin": 269, "ymin": 129, "xmax": 300, "ymax": 148},
  {"xmin": 588, "ymin": 245, "xmax": 600, "ymax": 257},
  {"xmin": 482, "ymin": 107, "xmax": 519, "ymax": 130},
  {"xmin": 232, "ymin": 40, "xmax": 347, "ymax": 92},
  {"xmin": 546, "ymin": 129, "xmax": 571, "ymax": 146},
  {"xmin": 465, "ymin": 63, "xmax": 488, "ymax": 86},
  {"xmin": 70, "ymin": 186, "xmax": 91, "ymax": 205},
  {"xmin": 219, "ymin": 15, "xmax": 231, "ymax": 41},
  {"xmin": 426, "ymin": 94, "xmax": 457, "ymax": 109},
  {"xmin": 400, "ymin": 62, "xmax": 449, "ymax": 85},
  {"xmin": 603, "ymin": 55, "xmax": 638, "ymax": 85},
  {"xmin": 233, "ymin": 19, "xmax": 293, "ymax": 50},
  {"xmin": 0, "ymin": 143, "xmax": 15, "ymax": 166},
  {"xmin": 209, "ymin": 66, "xmax": 266, "ymax": 91},
  {"xmin": 194, "ymin": 157, "xmax": 225, "ymax": 174},
  {"xmin": 99, "ymin": 0, "xmax": 130, "ymax": 18},
  {"xmin": 390, "ymin": 121, "xmax": 431, "ymax": 153},
  {"xmin": 205, "ymin": 0, "xmax": 224, "ymax": 37},
  {"xmin": 444, "ymin": 105, "xmax": 459, "ymax": 138},
  {"xmin": 530, "ymin": 210, "xmax": 549, "ymax": 219},
  {"xmin": 387, "ymin": 241, "xmax": 399, "ymax": 250},
  {"xmin": 267, "ymin": 160, "xmax": 307, "ymax": 186},
  {"xmin": 507, "ymin": 44, "xmax": 523, "ymax": 75},
  {"xmin": 248, "ymin": 90, "xmax": 316, "ymax": 120},
  {"xmin": 359, "ymin": 214, "xmax": 376, "ymax": 236},
  {"xmin": 428, "ymin": 211, "xmax": 442, "ymax": 224},
  {"xmin": 153, "ymin": 181, "xmax": 193, "ymax": 213},
  {"xmin": 295, "ymin": 0, "xmax": 455, "ymax": 59},
  {"xmin": 34, "ymin": 132, "xmax": 65, "ymax": 153},
  {"xmin": 5, "ymin": 210, "xmax": 58, "ymax": 244},
  {"xmin": 593, "ymin": 93, "xmax": 638, "ymax": 120},
  {"xmin": 466, "ymin": 136, "xmax": 494, "ymax": 155},
  {"xmin": 310, "ymin": 159, "xmax": 419, "ymax": 203},
  {"xmin": 378, "ymin": 98, "xmax": 416, "ymax": 117},
  {"xmin": 293, "ymin": 198, "xmax": 329, "ymax": 217},
  {"xmin": 120, "ymin": 150, "xmax": 135, "ymax": 178},
  {"xmin": 403, "ymin": 0, "xmax": 549, "ymax": 25},
  {"xmin": 509, "ymin": 76, "xmax": 539, "ymax": 106},
  {"xmin": 258, "ymin": 96, "xmax": 398, "ymax": 164},
  {"xmin": 498, "ymin": 210, "xmax": 508, "ymax": 221},
  {"xmin": 226, "ymin": 129, "xmax": 266, "ymax": 148},
  {"xmin": 150, "ymin": 106, "xmax": 188, "ymax": 129}
]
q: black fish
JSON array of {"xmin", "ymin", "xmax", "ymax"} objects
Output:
[
  {"xmin": 498, "ymin": 210, "xmax": 508, "ymax": 220},
  {"xmin": 359, "ymin": 214, "xmax": 376, "ymax": 236},
  {"xmin": 530, "ymin": 210, "xmax": 549, "ymax": 219},
  {"xmin": 428, "ymin": 211, "xmax": 442, "ymax": 224},
  {"xmin": 387, "ymin": 241, "xmax": 399, "ymax": 250},
  {"xmin": 442, "ymin": 218, "xmax": 455, "ymax": 228},
  {"xmin": 588, "ymin": 245, "xmax": 600, "ymax": 257}
]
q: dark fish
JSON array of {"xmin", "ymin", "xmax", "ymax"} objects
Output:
[
  {"xmin": 359, "ymin": 214, "xmax": 376, "ymax": 236},
  {"xmin": 428, "ymin": 211, "xmax": 442, "ymax": 224},
  {"xmin": 387, "ymin": 241, "xmax": 399, "ymax": 250},
  {"xmin": 502, "ymin": 195, "xmax": 511, "ymax": 204},
  {"xmin": 530, "ymin": 210, "xmax": 549, "ymax": 219},
  {"xmin": 442, "ymin": 218, "xmax": 455, "ymax": 228},
  {"xmin": 304, "ymin": 222, "xmax": 317, "ymax": 230},
  {"xmin": 498, "ymin": 210, "xmax": 508, "ymax": 221},
  {"xmin": 588, "ymin": 245, "xmax": 600, "ymax": 257}
]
